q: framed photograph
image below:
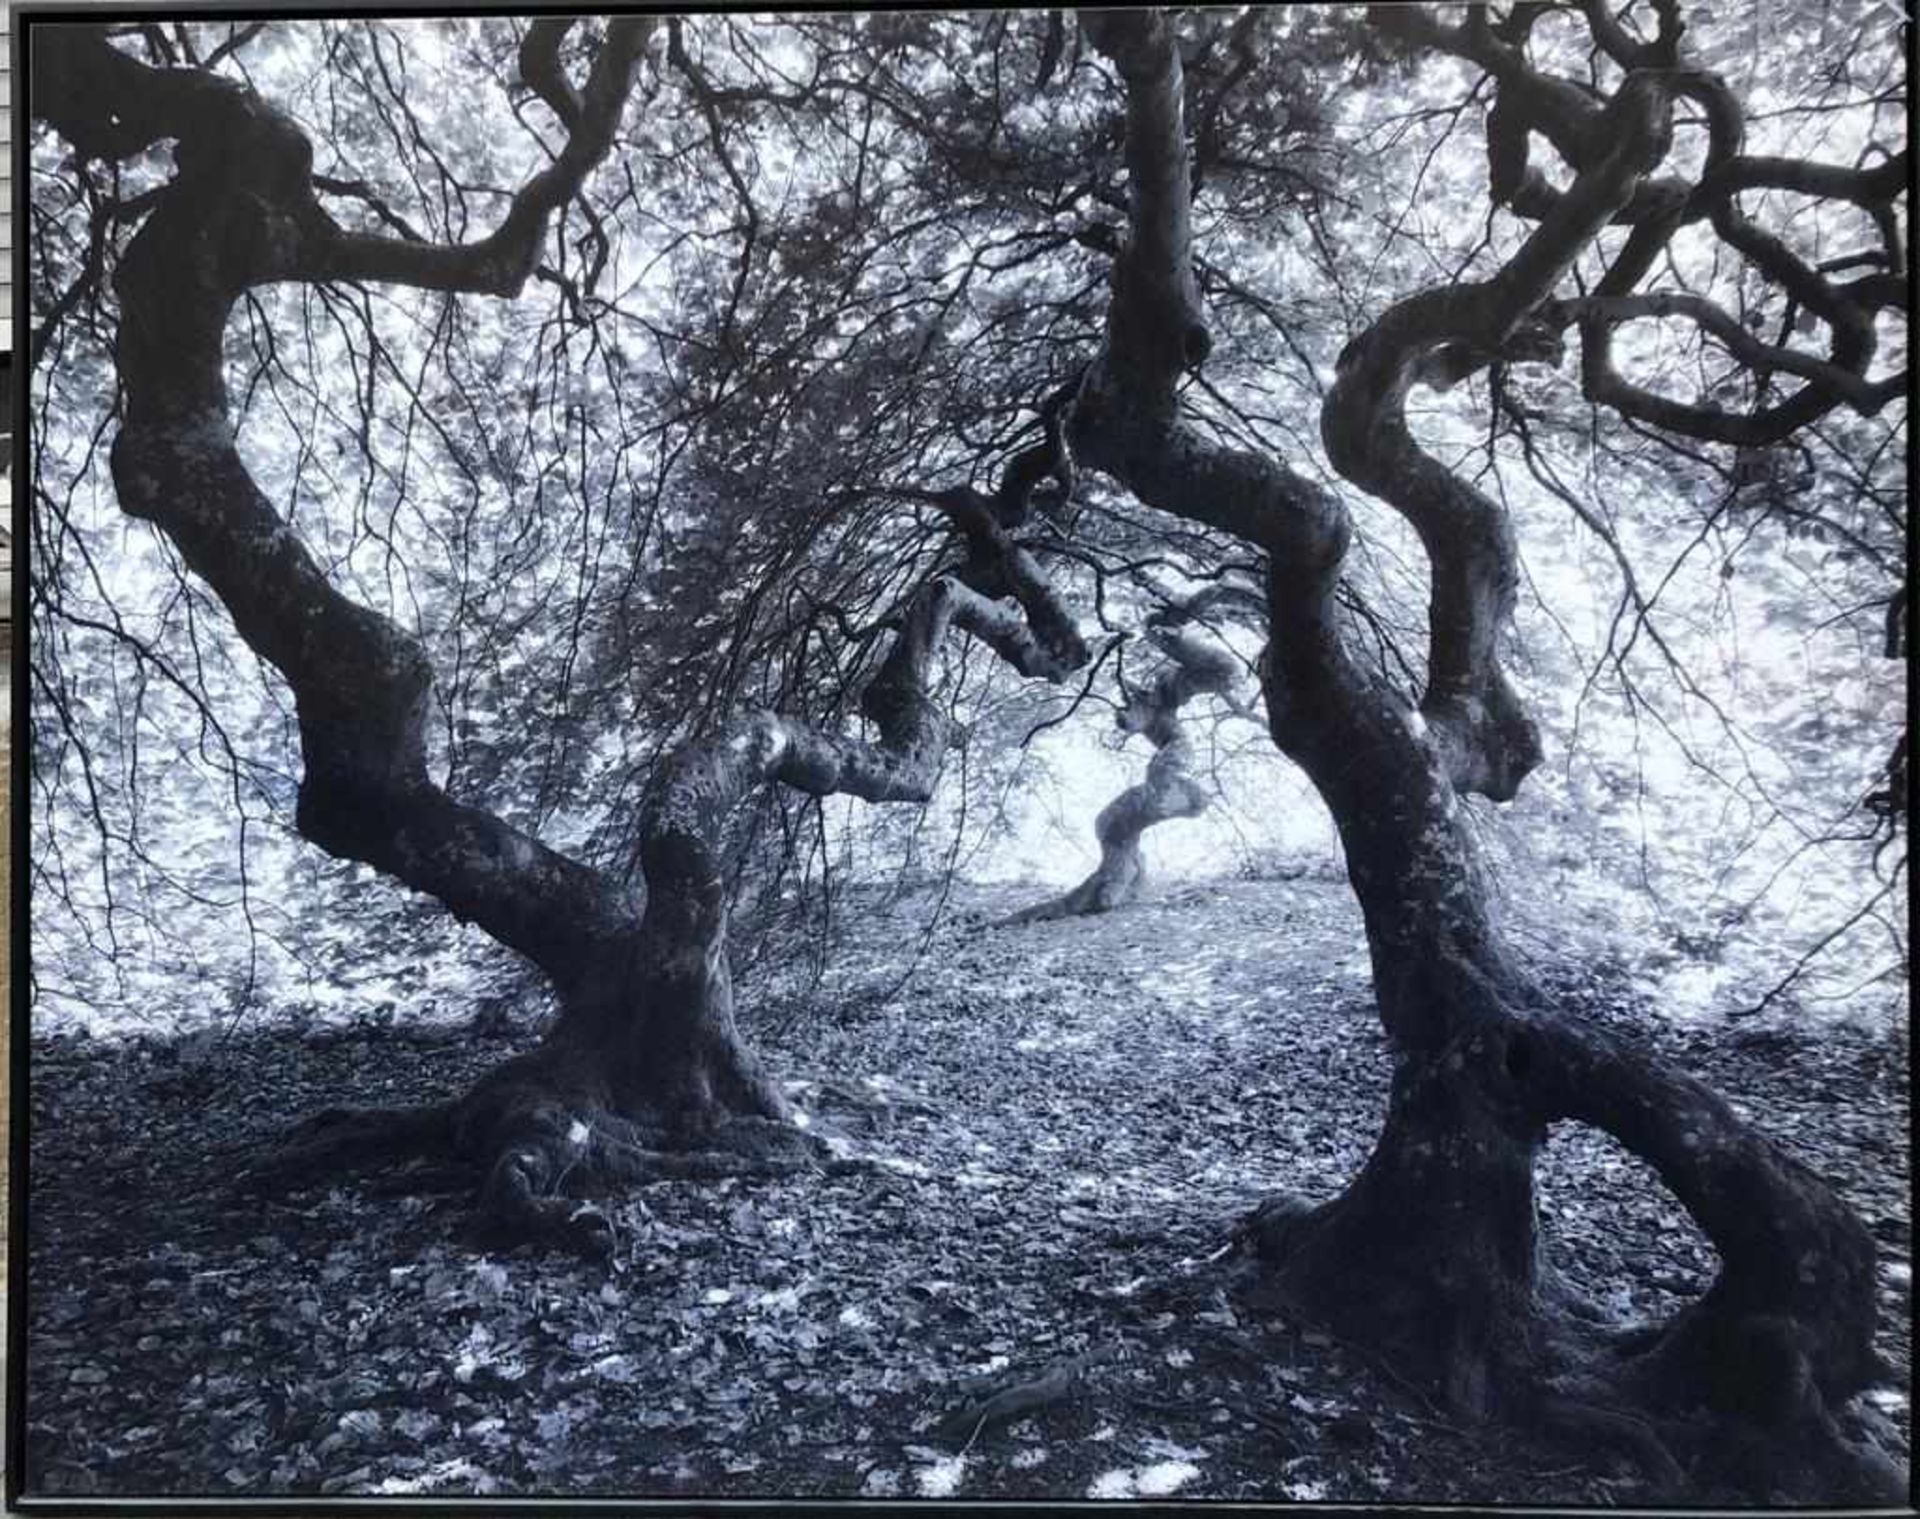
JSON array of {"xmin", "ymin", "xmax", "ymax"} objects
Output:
[{"xmin": 10, "ymin": 4, "xmax": 1910, "ymax": 1507}]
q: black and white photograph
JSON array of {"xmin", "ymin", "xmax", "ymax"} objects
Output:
[{"xmin": 10, "ymin": 3, "xmax": 1912, "ymax": 1505}]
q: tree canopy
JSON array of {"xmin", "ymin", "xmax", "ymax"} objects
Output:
[{"xmin": 29, "ymin": 7, "xmax": 1903, "ymax": 1034}]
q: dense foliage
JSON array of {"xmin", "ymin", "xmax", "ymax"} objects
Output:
[{"xmin": 29, "ymin": 9, "xmax": 1903, "ymax": 1040}]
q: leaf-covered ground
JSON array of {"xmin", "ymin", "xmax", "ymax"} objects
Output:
[{"xmin": 21, "ymin": 875, "xmax": 1911, "ymax": 1501}]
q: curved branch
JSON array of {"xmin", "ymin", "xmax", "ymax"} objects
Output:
[
  {"xmin": 1521, "ymin": 1016, "xmax": 1882, "ymax": 1415},
  {"xmin": 613, "ymin": 468, "xmax": 1088, "ymax": 1055},
  {"xmin": 1573, "ymin": 102, "xmax": 1896, "ymax": 445},
  {"xmin": 1381, "ymin": 5, "xmax": 1904, "ymax": 453},
  {"xmin": 1578, "ymin": 0, "xmax": 1684, "ymax": 69},
  {"xmin": 518, "ymin": 18, "xmax": 585, "ymax": 134},
  {"xmin": 1568, "ymin": 293, "xmax": 1902, "ymax": 418},
  {"xmin": 35, "ymin": 21, "xmax": 653, "ymax": 300},
  {"xmin": 1373, "ymin": 3, "xmax": 1689, "ymax": 229},
  {"xmin": 1318, "ymin": 77, "xmax": 1674, "ymax": 799},
  {"xmin": 1710, "ymin": 150, "xmax": 1909, "ymax": 208},
  {"xmin": 1079, "ymin": 9, "xmax": 1213, "ymax": 400},
  {"xmin": 324, "ymin": 20, "xmax": 651, "ymax": 295}
]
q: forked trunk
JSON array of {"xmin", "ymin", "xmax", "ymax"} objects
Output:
[{"xmin": 431, "ymin": 506, "xmax": 1089, "ymax": 1251}]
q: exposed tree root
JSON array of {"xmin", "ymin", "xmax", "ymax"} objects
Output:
[
  {"xmin": 1231, "ymin": 1017, "xmax": 1908, "ymax": 1504},
  {"xmin": 789, "ymin": 1074, "xmax": 942, "ymax": 1132},
  {"xmin": 237, "ymin": 1044, "xmax": 872, "ymax": 1262},
  {"xmin": 1234, "ymin": 1231, "xmax": 1902, "ymax": 1501},
  {"xmin": 997, "ymin": 874, "xmax": 1135, "ymax": 928},
  {"xmin": 936, "ymin": 1346, "xmax": 1125, "ymax": 1448},
  {"xmin": 1529, "ymin": 1392, "xmax": 1685, "ymax": 1491},
  {"xmin": 233, "ymin": 1101, "xmax": 459, "ymax": 1191}
]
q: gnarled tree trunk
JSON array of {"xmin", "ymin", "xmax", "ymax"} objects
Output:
[
  {"xmin": 448, "ymin": 505, "xmax": 1085, "ymax": 1251},
  {"xmin": 34, "ymin": 21, "xmax": 1089, "ymax": 1258},
  {"xmin": 1069, "ymin": 10, "xmax": 1898, "ymax": 1500},
  {"xmin": 1006, "ymin": 609, "xmax": 1239, "ymax": 924}
]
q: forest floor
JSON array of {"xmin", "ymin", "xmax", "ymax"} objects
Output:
[{"xmin": 19, "ymin": 873, "xmax": 1912, "ymax": 1502}]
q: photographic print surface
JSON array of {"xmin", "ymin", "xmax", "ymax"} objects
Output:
[{"xmin": 15, "ymin": 5, "xmax": 1912, "ymax": 1504}]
